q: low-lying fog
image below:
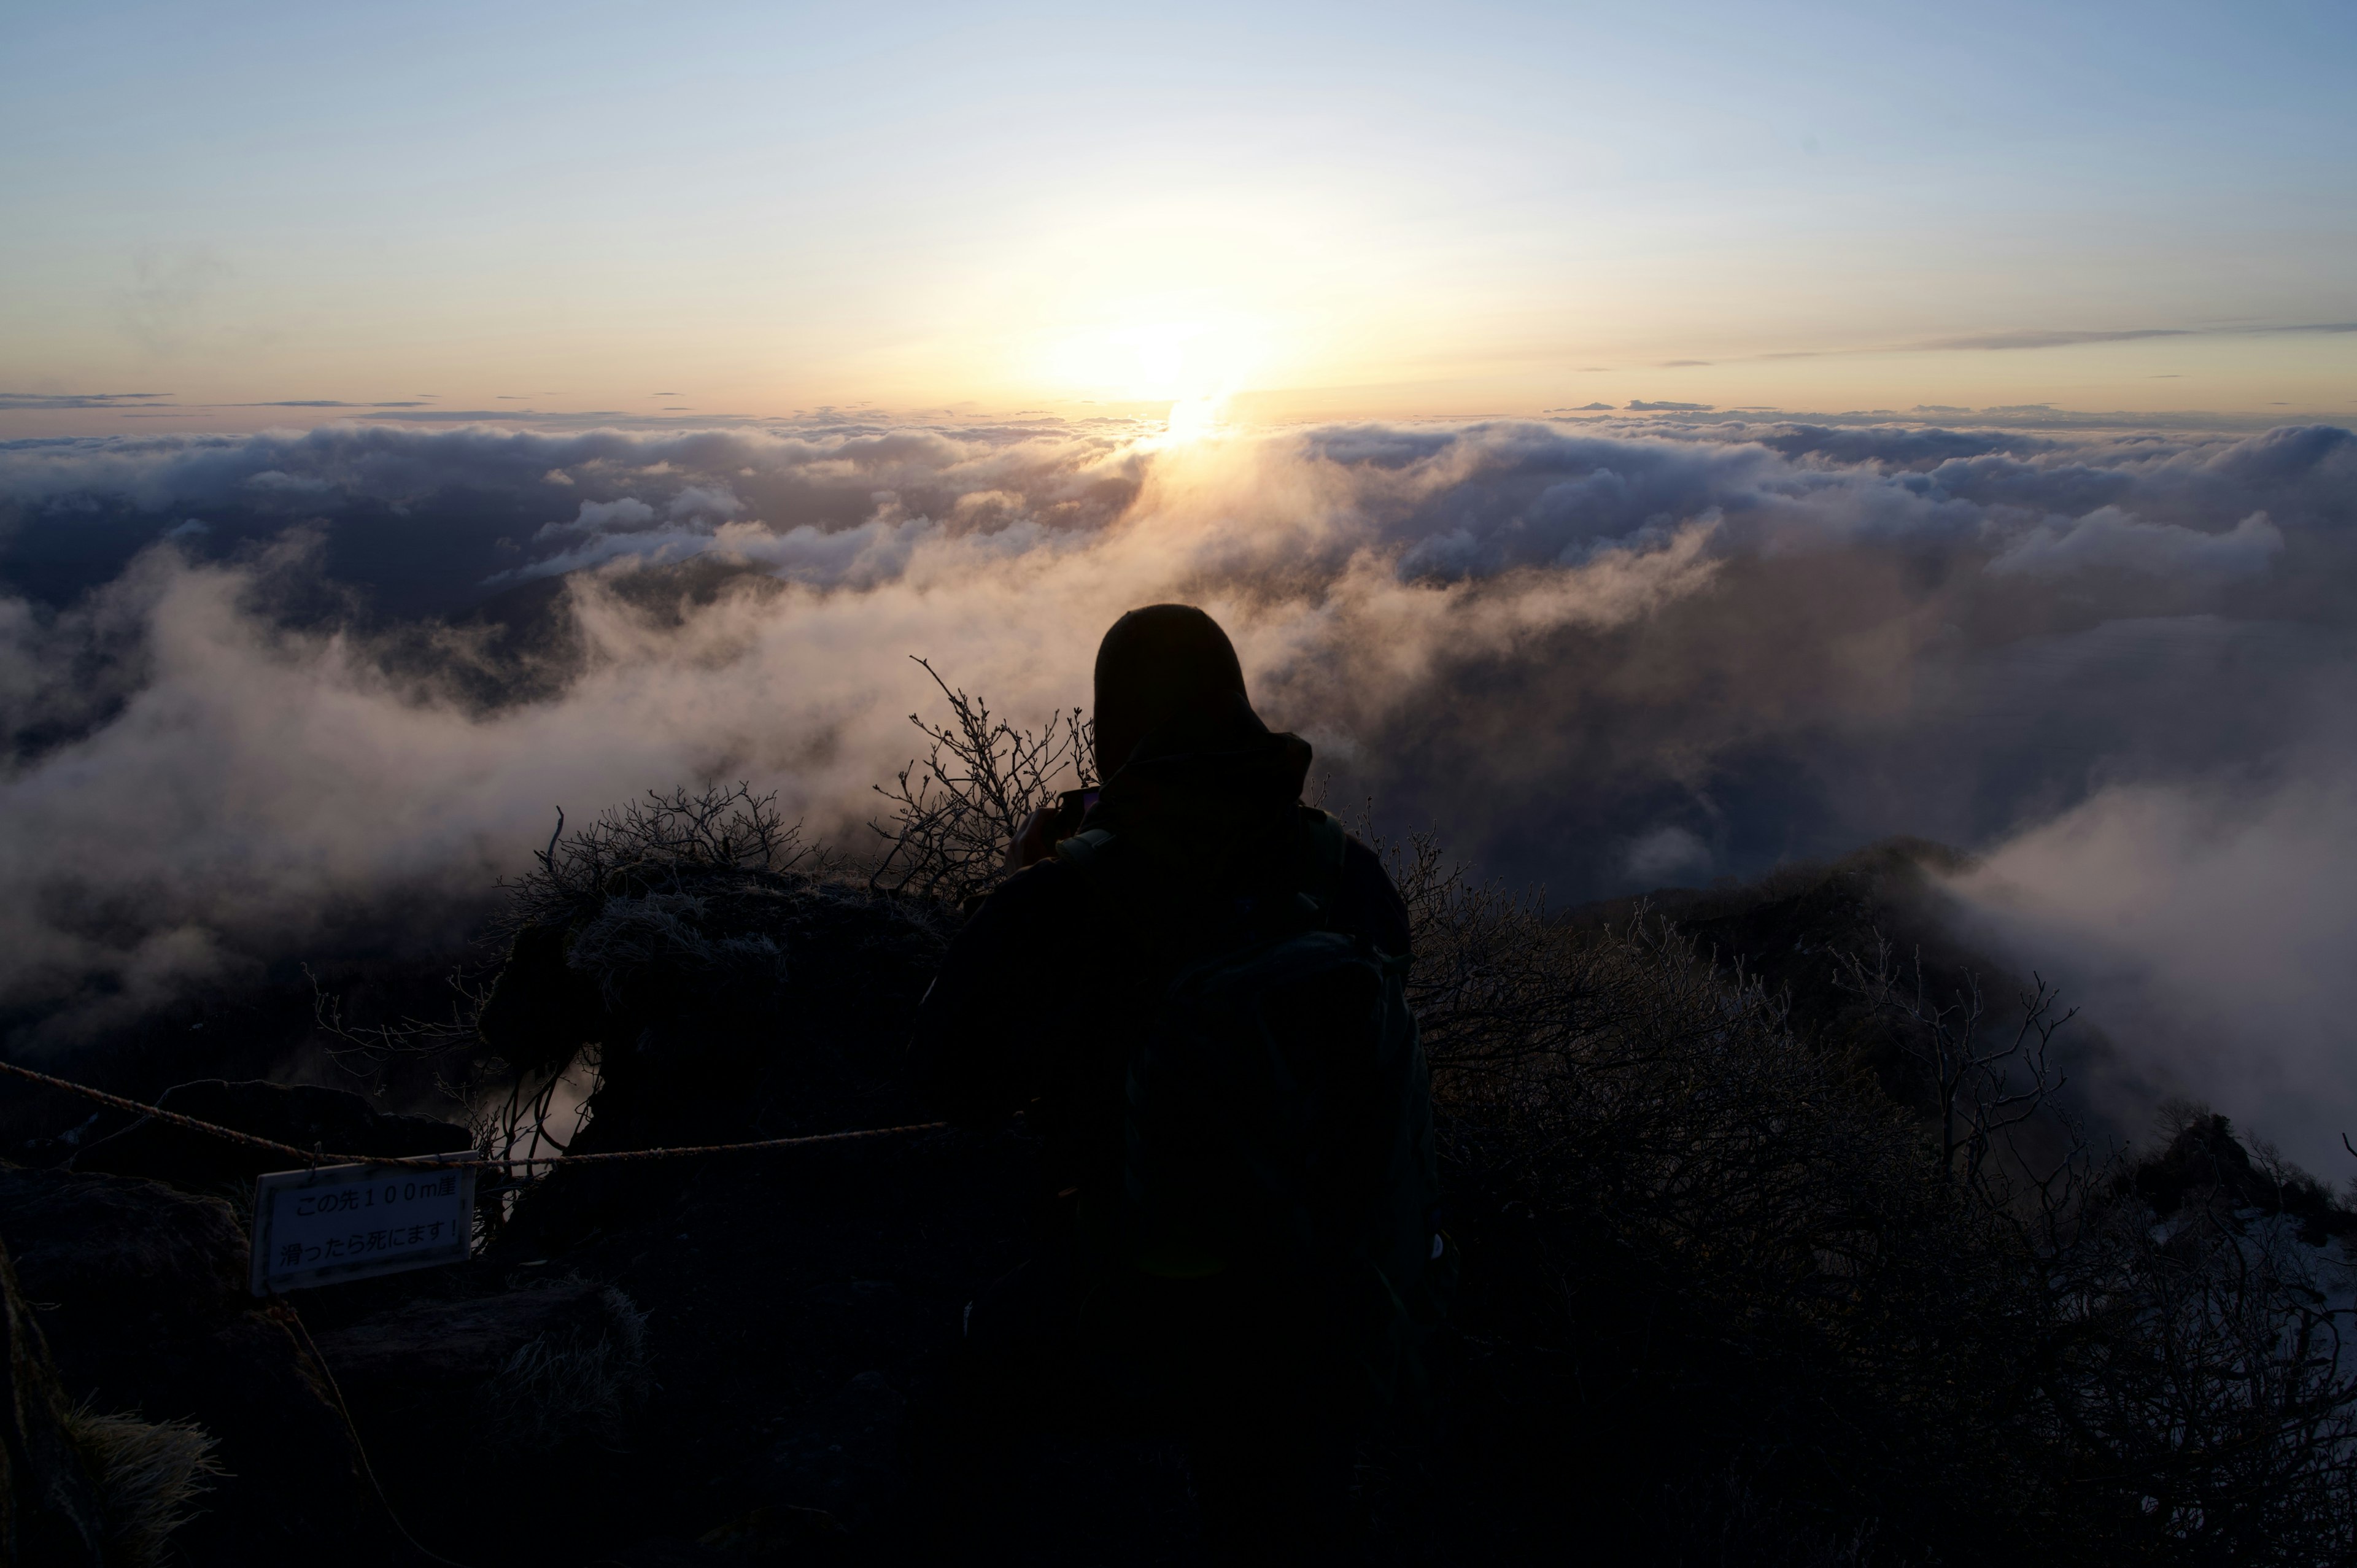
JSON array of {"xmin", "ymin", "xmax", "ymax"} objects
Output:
[{"xmin": 4, "ymin": 415, "xmax": 2353, "ymax": 1171}]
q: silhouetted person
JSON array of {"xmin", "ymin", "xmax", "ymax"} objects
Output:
[{"xmin": 910, "ymin": 604, "xmax": 1448, "ymax": 1564}]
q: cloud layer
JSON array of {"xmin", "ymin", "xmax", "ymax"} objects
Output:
[{"xmin": 2, "ymin": 414, "xmax": 2353, "ymax": 1167}]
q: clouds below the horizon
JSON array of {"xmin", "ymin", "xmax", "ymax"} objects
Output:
[
  {"xmin": 1952, "ymin": 755, "xmax": 2357, "ymax": 1178},
  {"xmin": 2, "ymin": 414, "xmax": 2355, "ymax": 1168}
]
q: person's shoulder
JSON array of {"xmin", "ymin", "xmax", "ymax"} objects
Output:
[
  {"xmin": 962, "ymin": 854, "xmax": 1092, "ymax": 929},
  {"xmin": 1336, "ymin": 828, "xmax": 1385, "ymax": 876},
  {"xmin": 927, "ymin": 858, "xmax": 1095, "ymax": 985},
  {"xmin": 1336, "ymin": 832, "xmax": 1402, "ymax": 911},
  {"xmin": 1325, "ymin": 821, "xmax": 1412, "ymax": 959},
  {"xmin": 1304, "ymin": 807, "xmax": 1384, "ymax": 880}
]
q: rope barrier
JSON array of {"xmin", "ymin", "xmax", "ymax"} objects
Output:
[{"xmin": 0, "ymin": 1058, "xmax": 949, "ymax": 1172}]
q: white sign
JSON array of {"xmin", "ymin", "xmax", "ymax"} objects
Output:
[{"xmin": 249, "ymin": 1159, "xmax": 477, "ymax": 1296}]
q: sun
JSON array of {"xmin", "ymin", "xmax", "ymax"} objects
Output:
[
  {"xmin": 1159, "ymin": 393, "xmax": 1226, "ymax": 444},
  {"xmin": 1034, "ymin": 316, "xmax": 1265, "ymax": 407},
  {"xmin": 1115, "ymin": 323, "xmax": 1196, "ymax": 395}
]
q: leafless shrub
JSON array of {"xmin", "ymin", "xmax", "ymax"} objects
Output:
[
  {"xmin": 1832, "ymin": 937, "xmax": 2103, "ymax": 1278},
  {"xmin": 318, "ymin": 783, "xmax": 813, "ymax": 1164},
  {"xmin": 565, "ymin": 893, "xmax": 792, "ymax": 1011},
  {"xmin": 1365, "ymin": 817, "xmax": 2357, "ymax": 1561},
  {"xmin": 1824, "ymin": 936, "xmax": 2357, "ymax": 1551},
  {"xmin": 2048, "ymin": 1189, "xmax": 2357, "ymax": 1555},
  {"xmin": 472, "ymin": 1046, "xmax": 602, "ymax": 1166},
  {"xmin": 1668, "ymin": 1468, "xmax": 1882, "ymax": 1568},
  {"xmin": 501, "ymin": 781, "xmax": 818, "ymax": 935},
  {"xmin": 308, "ymin": 961, "xmax": 488, "ymax": 1075},
  {"xmin": 1835, "ymin": 938, "xmax": 2082, "ymax": 1194},
  {"xmin": 1371, "ymin": 822, "xmax": 1585, "ymax": 1076},
  {"xmin": 868, "ymin": 656, "xmax": 1093, "ymax": 904}
]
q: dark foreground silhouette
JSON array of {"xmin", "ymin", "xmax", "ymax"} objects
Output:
[{"xmin": 7, "ymin": 797, "xmax": 2357, "ymax": 1564}]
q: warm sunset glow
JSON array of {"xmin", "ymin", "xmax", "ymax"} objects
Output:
[
  {"xmin": 1029, "ymin": 315, "xmax": 1270, "ymax": 407},
  {"xmin": 1158, "ymin": 392, "xmax": 1229, "ymax": 444},
  {"xmin": 0, "ymin": 2, "xmax": 2348, "ymax": 430}
]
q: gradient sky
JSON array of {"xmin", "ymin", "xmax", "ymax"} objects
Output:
[{"xmin": 4, "ymin": 0, "xmax": 2354, "ymax": 431}]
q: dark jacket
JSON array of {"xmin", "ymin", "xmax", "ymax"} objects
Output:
[{"xmin": 907, "ymin": 720, "xmax": 1411, "ymax": 1220}]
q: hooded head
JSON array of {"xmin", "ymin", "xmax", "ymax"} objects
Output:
[{"xmin": 1091, "ymin": 604, "xmax": 1253, "ymax": 779}]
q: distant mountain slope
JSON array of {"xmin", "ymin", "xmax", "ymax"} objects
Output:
[{"xmin": 1565, "ymin": 836, "xmax": 2122, "ymax": 1132}]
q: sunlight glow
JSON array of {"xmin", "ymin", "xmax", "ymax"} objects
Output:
[
  {"xmin": 1159, "ymin": 392, "xmax": 1228, "ymax": 445},
  {"xmin": 1033, "ymin": 315, "xmax": 1268, "ymax": 405}
]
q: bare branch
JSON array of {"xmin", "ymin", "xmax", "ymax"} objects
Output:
[{"xmin": 867, "ymin": 655, "xmax": 1093, "ymax": 904}]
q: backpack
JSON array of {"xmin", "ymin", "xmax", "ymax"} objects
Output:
[{"xmin": 1056, "ymin": 808, "xmax": 1450, "ymax": 1408}]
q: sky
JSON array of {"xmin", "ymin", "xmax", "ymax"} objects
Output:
[{"xmin": 5, "ymin": 0, "xmax": 2355, "ymax": 431}]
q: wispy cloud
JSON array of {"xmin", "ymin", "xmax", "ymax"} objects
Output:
[
  {"xmin": 1679, "ymin": 319, "xmax": 2357, "ymax": 368},
  {"xmin": 225, "ymin": 400, "xmax": 439, "ymax": 410},
  {"xmin": 1919, "ymin": 328, "xmax": 2191, "ymax": 352},
  {"xmin": 0, "ymin": 392, "xmax": 176, "ymax": 410}
]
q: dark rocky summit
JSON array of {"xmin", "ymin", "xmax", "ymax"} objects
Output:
[
  {"xmin": 0, "ymin": 1164, "xmax": 391, "ymax": 1565},
  {"xmin": 2126, "ymin": 1110, "xmax": 2357, "ymax": 1247},
  {"xmin": 0, "ymin": 1232, "xmax": 108, "ymax": 1566},
  {"xmin": 8, "ymin": 827, "xmax": 2357, "ymax": 1564}
]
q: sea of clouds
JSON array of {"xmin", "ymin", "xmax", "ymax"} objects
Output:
[{"xmin": 2, "ymin": 415, "xmax": 2353, "ymax": 1170}]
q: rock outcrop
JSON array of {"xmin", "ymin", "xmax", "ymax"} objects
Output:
[
  {"xmin": 2127, "ymin": 1110, "xmax": 2357, "ymax": 1246},
  {"xmin": 0, "ymin": 1164, "xmax": 394, "ymax": 1567},
  {"xmin": 0, "ymin": 1233, "xmax": 106, "ymax": 1566},
  {"xmin": 315, "ymin": 1278, "xmax": 650, "ymax": 1460}
]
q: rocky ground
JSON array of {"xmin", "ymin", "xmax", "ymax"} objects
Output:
[
  {"xmin": 8, "ymin": 833, "xmax": 2353, "ymax": 1566},
  {"xmin": 0, "ymin": 850, "xmax": 1254, "ymax": 1567},
  {"xmin": 2, "ymin": 1065, "xmax": 1225, "ymax": 1566}
]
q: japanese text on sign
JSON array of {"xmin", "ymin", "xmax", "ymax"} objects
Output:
[{"xmin": 249, "ymin": 1160, "xmax": 476, "ymax": 1295}]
